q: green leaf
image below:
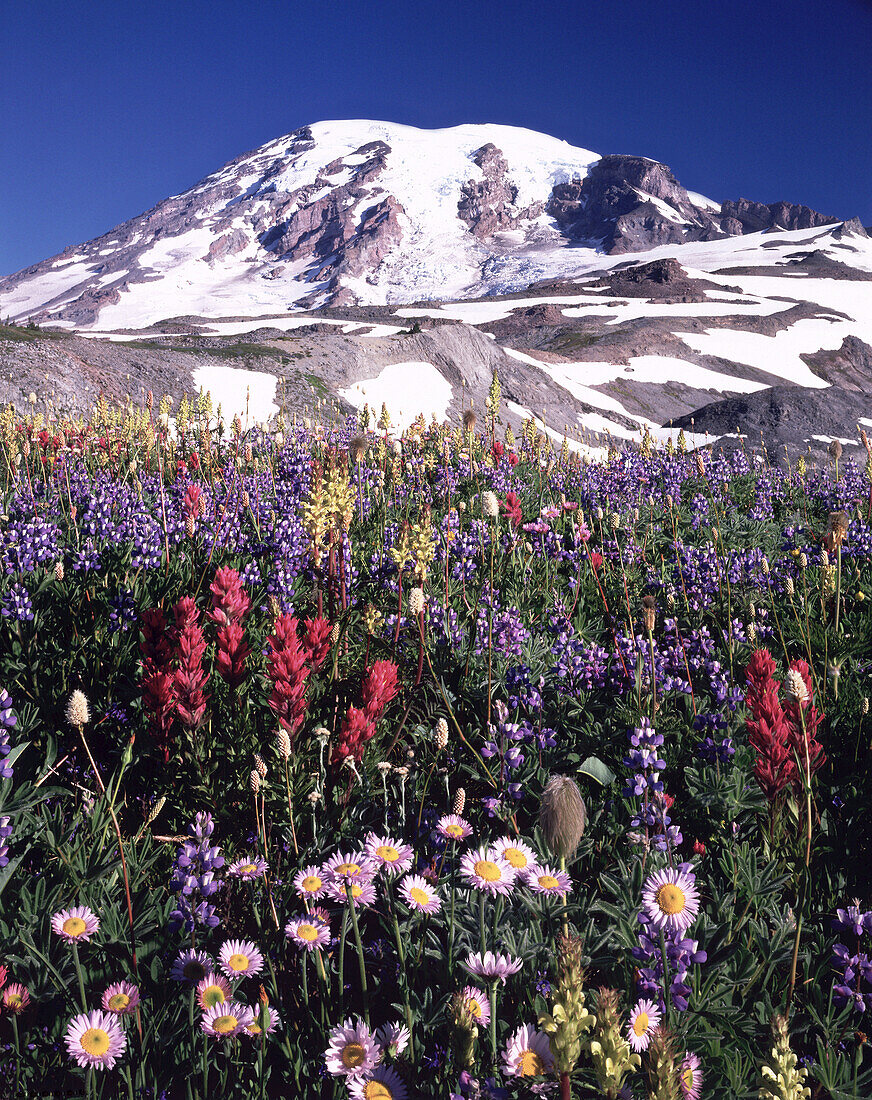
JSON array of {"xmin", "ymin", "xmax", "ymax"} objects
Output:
[{"xmin": 578, "ymin": 756, "xmax": 616, "ymax": 786}]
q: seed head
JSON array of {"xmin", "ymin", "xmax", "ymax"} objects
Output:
[
  {"xmin": 348, "ymin": 435, "xmax": 367, "ymax": 464},
  {"xmin": 539, "ymin": 775, "xmax": 587, "ymax": 862},
  {"xmin": 435, "ymin": 717, "xmax": 449, "ymax": 750},
  {"xmin": 65, "ymin": 690, "xmax": 90, "ymax": 729},
  {"xmin": 784, "ymin": 669, "xmax": 809, "ymax": 705},
  {"xmin": 829, "ymin": 439, "xmax": 843, "ymax": 460},
  {"xmin": 275, "ymin": 729, "xmax": 292, "ymax": 760},
  {"xmin": 409, "ymin": 587, "xmax": 425, "ymax": 616},
  {"xmin": 482, "ymin": 491, "xmax": 499, "ymax": 518},
  {"xmin": 249, "ymin": 769, "xmax": 261, "ymax": 794},
  {"xmin": 54, "ymin": 560, "xmax": 64, "ymax": 582},
  {"xmin": 463, "ymin": 409, "xmax": 477, "ymax": 432},
  {"xmin": 253, "ymin": 753, "xmax": 267, "ymax": 778},
  {"xmin": 641, "ymin": 595, "xmax": 656, "ymax": 633},
  {"xmin": 453, "ymin": 787, "xmax": 466, "ymax": 815}
]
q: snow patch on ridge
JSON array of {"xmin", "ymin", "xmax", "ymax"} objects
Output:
[{"xmin": 338, "ymin": 361, "xmax": 453, "ymax": 431}]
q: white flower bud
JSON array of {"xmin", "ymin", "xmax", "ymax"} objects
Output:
[
  {"xmin": 409, "ymin": 587, "xmax": 425, "ymax": 616},
  {"xmin": 65, "ymin": 690, "xmax": 90, "ymax": 728},
  {"xmin": 275, "ymin": 729, "xmax": 292, "ymax": 760},
  {"xmin": 482, "ymin": 491, "xmax": 499, "ymax": 518},
  {"xmin": 784, "ymin": 670, "xmax": 809, "ymax": 705},
  {"xmin": 435, "ymin": 717, "xmax": 449, "ymax": 750}
]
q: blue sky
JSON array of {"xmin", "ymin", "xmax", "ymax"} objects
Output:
[{"xmin": 3, "ymin": 0, "xmax": 871, "ymax": 275}]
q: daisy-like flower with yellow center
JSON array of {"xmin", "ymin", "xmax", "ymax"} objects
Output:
[
  {"xmin": 326, "ymin": 878, "xmax": 379, "ymax": 908},
  {"xmin": 323, "ymin": 851, "xmax": 378, "ymax": 884},
  {"xmin": 459, "ymin": 846, "xmax": 517, "ymax": 896},
  {"xmin": 461, "ymin": 951, "xmax": 523, "ymax": 985},
  {"xmin": 494, "ymin": 836, "xmax": 536, "ymax": 873},
  {"xmin": 196, "ymin": 973, "xmax": 232, "ymax": 1010},
  {"xmin": 201, "ymin": 1001, "xmax": 255, "ymax": 1039},
  {"xmin": 285, "ymin": 915, "xmax": 331, "ymax": 951},
  {"xmin": 398, "ymin": 874, "xmax": 442, "ymax": 914},
  {"xmin": 502, "ymin": 1024, "xmax": 555, "ymax": 1077},
  {"xmin": 51, "ymin": 906, "xmax": 100, "ymax": 945},
  {"xmin": 459, "ymin": 985, "xmax": 491, "ymax": 1026},
  {"xmin": 364, "ymin": 832, "xmax": 414, "ymax": 875},
  {"xmin": 436, "ymin": 814, "xmax": 473, "ymax": 842},
  {"xmin": 524, "ymin": 863, "xmax": 572, "ymax": 896},
  {"xmin": 642, "ymin": 866, "xmax": 700, "ymax": 934},
  {"xmin": 347, "ymin": 1065, "xmax": 409, "ymax": 1099},
  {"xmin": 374, "ymin": 1022, "xmax": 411, "ymax": 1057},
  {"xmin": 218, "ymin": 939, "xmax": 264, "ymax": 979},
  {"xmin": 227, "ymin": 856, "xmax": 268, "ymax": 880},
  {"xmin": 101, "ymin": 981, "xmax": 140, "ymax": 1016},
  {"xmin": 65, "ymin": 1010, "xmax": 126, "ymax": 1069},
  {"xmin": 170, "ymin": 949, "xmax": 213, "ymax": 983},
  {"xmin": 3, "ymin": 983, "xmax": 30, "ymax": 1015},
  {"xmin": 680, "ymin": 1051, "xmax": 703, "ymax": 1100},
  {"xmin": 293, "ymin": 865, "xmax": 327, "ymax": 900},
  {"xmin": 324, "ymin": 1017, "xmax": 381, "ymax": 1078},
  {"xmin": 626, "ymin": 998, "xmax": 661, "ymax": 1052}
]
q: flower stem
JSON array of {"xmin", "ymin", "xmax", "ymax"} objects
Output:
[
  {"xmin": 71, "ymin": 942, "xmax": 88, "ymax": 1012},
  {"xmin": 345, "ymin": 885, "xmax": 370, "ymax": 1025}
]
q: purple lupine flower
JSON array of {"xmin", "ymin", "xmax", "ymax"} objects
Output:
[
  {"xmin": 169, "ymin": 812, "xmax": 225, "ymax": 932},
  {"xmin": 0, "ymin": 689, "xmax": 17, "ymax": 780},
  {"xmin": 0, "ymin": 816, "xmax": 12, "ymax": 867}
]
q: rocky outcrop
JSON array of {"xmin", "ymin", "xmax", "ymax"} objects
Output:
[
  {"xmin": 591, "ymin": 257, "xmax": 718, "ymax": 302},
  {"xmin": 457, "ymin": 144, "xmax": 543, "ymax": 238},
  {"xmin": 802, "ymin": 336, "xmax": 872, "ymax": 391},
  {"xmin": 547, "ymin": 155, "xmax": 724, "ymax": 253},
  {"xmin": 719, "ymin": 197, "xmax": 840, "ymax": 235}
]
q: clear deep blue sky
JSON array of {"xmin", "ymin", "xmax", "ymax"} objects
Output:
[{"xmin": 3, "ymin": 0, "xmax": 871, "ymax": 275}]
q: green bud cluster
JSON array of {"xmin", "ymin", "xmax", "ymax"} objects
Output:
[
  {"xmin": 646, "ymin": 1027, "xmax": 680, "ymax": 1100},
  {"xmin": 758, "ymin": 1014, "xmax": 811, "ymax": 1100},
  {"xmin": 538, "ymin": 934, "xmax": 595, "ymax": 1075},
  {"xmin": 588, "ymin": 987, "xmax": 641, "ymax": 1099}
]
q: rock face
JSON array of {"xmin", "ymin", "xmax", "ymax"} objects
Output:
[
  {"xmin": 591, "ymin": 257, "xmax": 719, "ymax": 302},
  {"xmin": 720, "ymin": 197, "xmax": 840, "ymax": 235},
  {"xmin": 546, "ymin": 155, "xmax": 724, "ymax": 253},
  {"xmin": 457, "ymin": 144, "xmax": 543, "ymax": 238}
]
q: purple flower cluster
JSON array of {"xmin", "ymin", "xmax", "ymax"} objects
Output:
[
  {"xmin": 633, "ymin": 863, "xmax": 707, "ymax": 1012},
  {"xmin": 169, "ymin": 812, "xmax": 224, "ymax": 932},
  {"xmin": 0, "ymin": 816, "xmax": 11, "ymax": 868},
  {"xmin": 832, "ymin": 903, "xmax": 872, "ymax": 1014},
  {"xmin": 1, "ymin": 582, "xmax": 34, "ymax": 622},
  {"xmin": 0, "ymin": 688, "xmax": 17, "ymax": 780},
  {"xmin": 475, "ymin": 598, "xmax": 530, "ymax": 659},
  {"xmin": 624, "ymin": 719, "xmax": 681, "ymax": 853}
]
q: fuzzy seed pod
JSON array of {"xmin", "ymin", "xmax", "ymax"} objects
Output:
[
  {"xmin": 65, "ymin": 690, "xmax": 90, "ymax": 729},
  {"xmin": 642, "ymin": 595, "xmax": 656, "ymax": 633},
  {"xmin": 463, "ymin": 409, "xmax": 477, "ymax": 432},
  {"xmin": 453, "ymin": 788, "xmax": 466, "ymax": 815},
  {"xmin": 827, "ymin": 511, "xmax": 850, "ymax": 550},
  {"xmin": 348, "ymin": 435, "xmax": 367, "ymax": 464},
  {"xmin": 695, "ymin": 452, "xmax": 706, "ymax": 477},
  {"xmin": 829, "ymin": 439, "xmax": 843, "ymax": 460},
  {"xmin": 435, "ymin": 717, "xmax": 449, "ymax": 750},
  {"xmin": 482, "ymin": 491, "xmax": 500, "ymax": 518},
  {"xmin": 275, "ymin": 729, "xmax": 292, "ymax": 760},
  {"xmin": 54, "ymin": 560, "xmax": 64, "ymax": 582},
  {"xmin": 540, "ymin": 775, "xmax": 587, "ymax": 862},
  {"xmin": 784, "ymin": 670, "xmax": 809, "ymax": 705}
]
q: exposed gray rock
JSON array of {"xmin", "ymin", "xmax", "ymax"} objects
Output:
[{"xmin": 457, "ymin": 144, "xmax": 543, "ymax": 238}]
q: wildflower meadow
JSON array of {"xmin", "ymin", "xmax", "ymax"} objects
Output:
[{"xmin": 1, "ymin": 385, "xmax": 872, "ymax": 1099}]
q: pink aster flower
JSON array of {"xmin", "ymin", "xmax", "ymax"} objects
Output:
[
  {"xmin": 398, "ymin": 874, "xmax": 442, "ymax": 914},
  {"xmin": 227, "ymin": 856, "xmax": 268, "ymax": 880},
  {"xmin": 201, "ymin": 1001, "xmax": 255, "ymax": 1038},
  {"xmin": 375, "ymin": 1021, "xmax": 411, "ymax": 1056},
  {"xmin": 462, "ymin": 950, "xmax": 523, "ymax": 984},
  {"xmin": 680, "ymin": 1051, "xmax": 703, "ymax": 1100},
  {"xmin": 524, "ymin": 863, "xmax": 572, "ymax": 896},
  {"xmin": 293, "ymin": 865, "xmax": 327, "ymax": 899},
  {"xmin": 459, "ymin": 846, "xmax": 517, "ymax": 896},
  {"xmin": 348, "ymin": 1064, "xmax": 408, "ymax": 1099},
  {"xmin": 101, "ymin": 981, "xmax": 140, "ymax": 1015},
  {"xmin": 170, "ymin": 949, "xmax": 213, "ymax": 983},
  {"xmin": 460, "ymin": 986, "xmax": 491, "ymax": 1026},
  {"xmin": 245, "ymin": 996, "xmax": 281, "ymax": 1038},
  {"xmin": 65, "ymin": 1010, "xmax": 126, "ymax": 1070},
  {"xmin": 364, "ymin": 832, "xmax": 414, "ymax": 875},
  {"xmin": 627, "ymin": 998, "xmax": 661, "ymax": 1052},
  {"xmin": 3, "ymin": 983, "xmax": 30, "ymax": 1014},
  {"xmin": 502, "ymin": 1023, "xmax": 554, "ymax": 1077},
  {"xmin": 642, "ymin": 866, "xmax": 700, "ymax": 934},
  {"xmin": 218, "ymin": 939, "xmax": 264, "ymax": 979},
  {"xmin": 285, "ymin": 916, "xmax": 331, "ymax": 951},
  {"xmin": 51, "ymin": 906, "xmax": 100, "ymax": 945},
  {"xmin": 196, "ymin": 973, "xmax": 232, "ymax": 1010},
  {"xmin": 324, "ymin": 1017, "xmax": 381, "ymax": 1078},
  {"xmin": 326, "ymin": 878, "xmax": 378, "ymax": 908},
  {"xmin": 323, "ymin": 850, "xmax": 379, "ymax": 884},
  {"xmin": 494, "ymin": 837, "xmax": 537, "ymax": 873},
  {"xmin": 436, "ymin": 814, "xmax": 473, "ymax": 842}
]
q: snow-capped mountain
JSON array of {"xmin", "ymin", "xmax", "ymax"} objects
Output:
[{"xmin": 3, "ymin": 119, "xmax": 866, "ymax": 331}]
